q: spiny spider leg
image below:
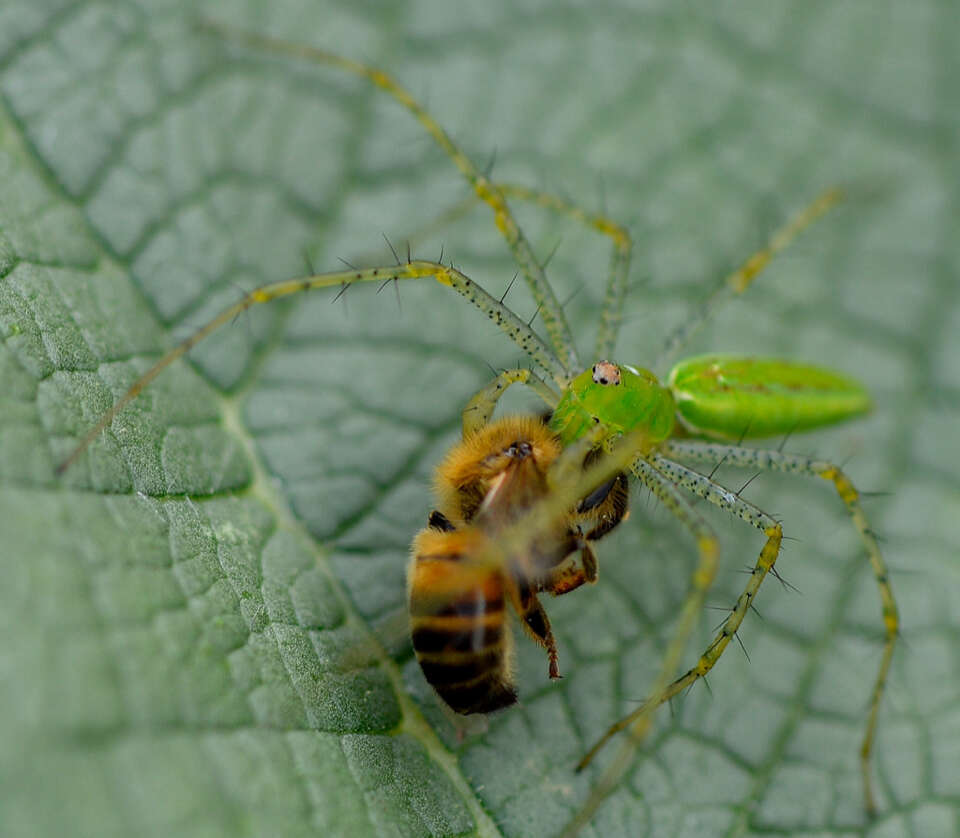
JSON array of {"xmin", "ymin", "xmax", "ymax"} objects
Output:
[
  {"xmin": 576, "ymin": 454, "xmax": 783, "ymax": 769},
  {"xmin": 559, "ymin": 455, "xmax": 721, "ymax": 838},
  {"xmin": 461, "ymin": 368, "xmax": 559, "ymax": 437},
  {"xmin": 493, "ymin": 184, "xmax": 632, "ymax": 361},
  {"xmin": 661, "ymin": 439, "xmax": 898, "ymax": 814},
  {"xmin": 627, "ymin": 457, "xmax": 722, "ymax": 737},
  {"xmin": 387, "ymin": 182, "xmax": 632, "ymax": 360},
  {"xmin": 654, "ymin": 186, "xmax": 844, "ymax": 371},
  {"xmin": 58, "ymin": 260, "xmax": 563, "ymax": 474},
  {"xmin": 197, "ymin": 19, "xmax": 580, "ymax": 373}
]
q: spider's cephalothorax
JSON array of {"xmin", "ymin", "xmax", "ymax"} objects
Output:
[{"xmin": 550, "ymin": 361, "xmax": 676, "ymax": 446}]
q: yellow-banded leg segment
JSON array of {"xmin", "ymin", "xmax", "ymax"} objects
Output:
[
  {"xmin": 654, "ymin": 187, "xmax": 844, "ymax": 370},
  {"xmin": 622, "ymin": 458, "xmax": 721, "ymax": 745},
  {"xmin": 198, "ymin": 20, "xmax": 580, "ymax": 374},
  {"xmin": 649, "ymin": 456, "xmax": 783, "ymax": 674},
  {"xmin": 396, "ymin": 181, "xmax": 633, "ymax": 361},
  {"xmin": 662, "ymin": 439, "xmax": 898, "ymax": 815},
  {"xmin": 59, "ymin": 260, "xmax": 565, "ymax": 474},
  {"xmin": 560, "ymin": 456, "xmax": 720, "ymax": 838},
  {"xmin": 461, "ymin": 369, "xmax": 560, "ymax": 437},
  {"xmin": 577, "ymin": 454, "xmax": 784, "ymax": 768},
  {"xmin": 494, "ymin": 184, "xmax": 632, "ymax": 362}
]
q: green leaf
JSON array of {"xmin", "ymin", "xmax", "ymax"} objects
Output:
[{"xmin": 2, "ymin": 2, "xmax": 957, "ymax": 837}]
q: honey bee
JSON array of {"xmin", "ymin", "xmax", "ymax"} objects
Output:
[{"xmin": 407, "ymin": 415, "xmax": 629, "ymax": 714}]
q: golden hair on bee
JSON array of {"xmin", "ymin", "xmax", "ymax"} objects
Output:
[
  {"xmin": 408, "ymin": 413, "xmax": 629, "ymax": 716},
  {"xmin": 432, "ymin": 414, "xmax": 562, "ymax": 526}
]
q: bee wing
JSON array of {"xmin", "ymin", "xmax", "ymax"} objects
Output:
[{"xmin": 499, "ymin": 428, "xmax": 649, "ymax": 565}]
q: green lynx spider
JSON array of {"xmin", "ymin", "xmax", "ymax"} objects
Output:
[{"xmin": 59, "ymin": 21, "xmax": 898, "ymax": 837}]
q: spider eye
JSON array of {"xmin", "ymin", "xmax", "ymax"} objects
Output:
[{"xmin": 592, "ymin": 361, "xmax": 621, "ymax": 386}]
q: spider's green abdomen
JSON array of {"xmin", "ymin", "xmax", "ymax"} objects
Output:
[
  {"xmin": 668, "ymin": 354, "xmax": 872, "ymax": 439},
  {"xmin": 549, "ymin": 362, "xmax": 676, "ymax": 447}
]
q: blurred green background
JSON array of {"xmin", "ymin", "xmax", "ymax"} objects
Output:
[{"xmin": 1, "ymin": 1, "xmax": 958, "ymax": 836}]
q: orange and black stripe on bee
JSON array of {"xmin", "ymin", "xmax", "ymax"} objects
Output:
[{"xmin": 407, "ymin": 415, "xmax": 629, "ymax": 714}]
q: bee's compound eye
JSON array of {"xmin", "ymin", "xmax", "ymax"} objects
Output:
[
  {"xmin": 592, "ymin": 360, "xmax": 621, "ymax": 386},
  {"xmin": 507, "ymin": 441, "xmax": 534, "ymax": 458}
]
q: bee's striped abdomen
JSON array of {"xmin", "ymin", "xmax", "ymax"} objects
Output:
[{"xmin": 408, "ymin": 528, "xmax": 516, "ymax": 714}]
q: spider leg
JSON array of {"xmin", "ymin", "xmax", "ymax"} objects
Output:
[
  {"xmin": 198, "ymin": 19, "xmax": 581, "ymax": 372},
  {"xmin": 621, "ymin": 458, "xmax": 721, "ymax": 743},
  {"xmin": 461, "ymin": 369, "xmax": 560, "ymax": 437},
  {"xmin": 576, "ymin": 454, "xmax": 783, "ymax": 769},
  {"xmin": 386, "ymin": 182, "xmax": 632, "ymax": 361},
  {"xmin": 59, "ymin": 261, "xmax": 564, "ymax": 474},
  {"xmin": 654, "ymin": 187, "xmax": 843, "ymax": 371},
  {"xmin": 662, "ymin": 439, "xmax": 898, "ymax": 815},
  {"xmin": 493, "ymin": 184, "xmax": 632, "ymax": 362},
  {"xmin": 560, "ymin": 456, "xmax": 720, "ymax": 838}
]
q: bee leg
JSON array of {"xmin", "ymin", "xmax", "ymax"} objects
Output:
[
  {"xmin": 510, "ymin": 579, "xmax": 562, "ymax": 679},
  {"xmin": 581, "ymin": 543, "xmax": 598, "ymax": 581},
  {"xmin": 543, "ymin": 543, "xmax": 599, "ymax": 596},
  {"xmin": 576, "ymin": 471, "xmax": 630, "ymax": 540},
  {"xmin": 427, "ymin": 510, "xmax": 456, "ymax": 532},
  {"xmin": 524, "ymin": 599, "xmax": 561, "ymax": 679}
]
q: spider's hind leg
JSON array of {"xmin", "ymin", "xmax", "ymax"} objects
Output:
[
  {"xmin": 577, "ymin": 453, "xmax": 784, "ymax": 769},
  {"xmin": 662, "ymin": 439, "xmax": 898, "ymax": 814},
  {"xmin": 559, "ymin": 454, "xmax": 721, "ymax": 838}
]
